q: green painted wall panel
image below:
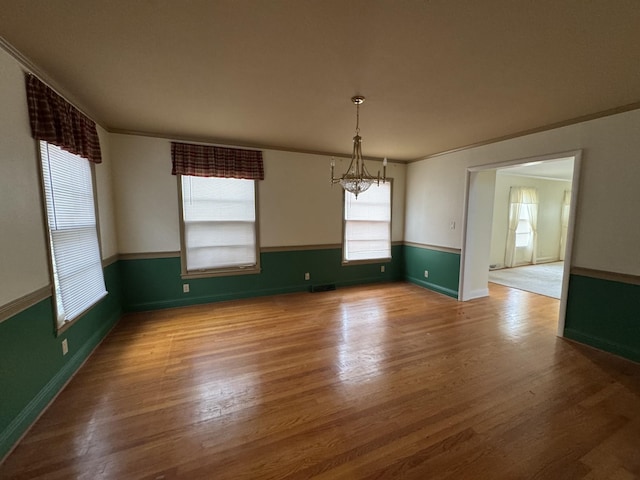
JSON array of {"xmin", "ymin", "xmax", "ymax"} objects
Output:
[
  {"xmin": 120, "ymin": 246, "xmax": 404, "ymax": 311},
  {"xmin": 0, "ymin": 298, "xmax": 56, "ymax": 426},
  {"xmin": 5, "ymin": 247, "xmax": 639, "ymax": 463},
  {"xmin": 403, "ymin": 245, "xmax": 460, "ymax": 298},
  {"xmin": 0, "ymin": 262, "xmax": 123, "ymax": 460},
  {"xmin": 564, "ymin": 274, "xmax": 640, "ymax": 363}
]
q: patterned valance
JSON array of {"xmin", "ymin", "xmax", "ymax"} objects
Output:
[
  {"xmin": 25, "ymin": 74, "xmax": 102, "ymax": 164},
  {"xmin": 171, "ymin": 142, "xmax": 264, "ymax": 180}
]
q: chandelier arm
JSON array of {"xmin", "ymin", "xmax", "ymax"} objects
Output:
[
  {"xmin": 343, "ymin": 137, "xmax": 359, "ymax": 177},
  {"xmin": 354, "ymin": 136, "xmax": 361, "ymax": 177},
  {"xmin": 358, "ymin": 141, "xmax": 377, "ymax": 180}
]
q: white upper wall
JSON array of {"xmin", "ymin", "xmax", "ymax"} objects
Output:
[
  {"xmin": 406, "ymin": 108, "xmax": 640, "ymax": 276},
  {"xmin": 95, "ymin": 125, "xmax": 119, "ymax": 260},
  {"xmin": 0, "ymin": 47, "xmax": 49, "ymax": 306},
  {"xmin": 111, "ymin": 133, "xmax": 406, "ymax": 253},
  {"xmin": 0, "ymin": 47, "xmax": 118, "ymax": 307},
  {"xmin": 111, "ymin": 134, "xmax": 180, "ymax": 253},
  {"xmin": 261, "ymin": 150, "xmax": 406, "ymax": 247}
]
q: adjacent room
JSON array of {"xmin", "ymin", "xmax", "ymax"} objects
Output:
[
  {"xmin": 1, "ymin": 1, "xmax": 640, "ymax": 478},
  {"xmin": 488, "ymin": 158, "xmax": 575, "ymax": 299}
]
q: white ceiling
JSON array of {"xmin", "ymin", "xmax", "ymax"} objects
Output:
[{"xmin": 1, "ymin": 0, "xmax": 639, "ymax": 161}]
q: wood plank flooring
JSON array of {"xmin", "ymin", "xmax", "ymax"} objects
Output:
[{"xmin": 2, "ymin": 282, "xmax": 639, "ymax": 479}]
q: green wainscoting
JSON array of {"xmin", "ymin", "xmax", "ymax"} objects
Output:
[
  {"xmin": 0, "ymin": 262, "xmax": 123, "ymax": 461},
  {"xmin": 564, "ymin": 274, "xmax": 640, "ymax": 363},
  {"xmin": 120, "ymin": 246, "xmax": 404, "ymax": 312},
  {"xmin": 5, "ymin": 247, "xmax": 639, "ymax": 463},
  {"xmin": 403, "ymin": 245, "xmax": 460, "ymax": 298}
]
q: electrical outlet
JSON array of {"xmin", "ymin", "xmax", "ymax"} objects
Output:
[
  {"xmin": 62, "ymin": 338, "xmax": 68, "ymax": 356},
  {"xmin": 183, "ymin": 283, "xmax": 190, "ymax": 293},
  {"xmin": 424, "ymin": 270, "xmax": 429, "ymax": 278},
  {"xmin": 381, "ymin": 265, "xmax": 385, "ymax": 273},
  {"xmin": 304, "ymin": 272, "xmax": 310, "ymax": 281}
]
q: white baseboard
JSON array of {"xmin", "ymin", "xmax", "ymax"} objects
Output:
[
  {"xmin": 461, "ymin": 288, "xmax": 489, "ymax": 301},
  {"xmin": 536, "ymin": 257, "xmax": 561, "ymax": 264}
]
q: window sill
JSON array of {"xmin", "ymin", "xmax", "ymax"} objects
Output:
[
  {"xmin": 342, "ymin": 257, "xmax": 392, "ymax": 267},
  {"xmin": 56, "ymin": 290, "xmax": 109, "ymax": 335},
  {"xmin": 181, "ymin": 266, "xmax": 261, "ymax": 279}
]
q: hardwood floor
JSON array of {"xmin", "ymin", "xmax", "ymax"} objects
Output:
[{"xmin": 2, "ymin": 283, "xmax": 639, "ymax": 479}]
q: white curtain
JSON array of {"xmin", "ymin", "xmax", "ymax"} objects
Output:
[
  {"xmin": 559, "ymin": 190, "xmax": 571, "ymax": 261},
  {"xmin": 525, "ymin": 191, "xmax": 539, "ymax": 265},
  {"xmin": 504, "ymin": 187, "xmax": 539, "ymax": 267}
]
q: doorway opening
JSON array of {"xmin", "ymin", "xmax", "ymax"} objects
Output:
[{"xmin": 459, "ymin": 151, "xmax": 581, "ymax": 336}]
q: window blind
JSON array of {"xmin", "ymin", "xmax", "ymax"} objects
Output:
[
  {"xmin": 344, "ymin": 181, "xmax": 391, "ymax": 262},
  {"xmin": 40, "ymin": 142, "xmax": 107, "ymax": 326},
  {"xmin": 181, "ymin": 176, "xmax": 257, "ymax": 271}
]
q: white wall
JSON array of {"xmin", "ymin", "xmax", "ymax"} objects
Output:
[
  {"xmin": 111, "ymin": 133, "xmax": 406, "ymax": 253},
  {"xmin": 406, "ymin": 108, "xmax": 640, "ymax": 276},
  {"xmin": 461, "ymin": 170, "xmax": 496, "ymax": 300},
  {"xmin": 490, "ymin": 174, "xmax": 572, "ymax": 268},
  {"xmin": 0, "ymin": 46, "xmax": 118, "ymax": 308},
  {"xmin": 260, "ymin": 150, "xmax": 343, "ymax": 247},
  {"xmin": 95, "ymin": 125, "xmax": 119, "ymax": 260},
  {"xmin": 405, "ymin": 154, "xmax": 467, "ymax": 248},
  {"xmin": 262, "ymin": 150, "xmax": 406, "ymax": 247},
  {"xmin": 111, "ymin": 135, "xmax": 181, "ymax": 253},
  {"xmin": 0, "ymin": 47, "xmax": 49, "ymax": 306}
]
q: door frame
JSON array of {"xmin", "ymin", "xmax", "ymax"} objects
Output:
[{"xmin": 458, "ymin": 149, "xmax": 582, "ymax": 336}]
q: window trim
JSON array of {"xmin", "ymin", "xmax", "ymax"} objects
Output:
[
  {"xmin": 342, "ymin": 178, "xmax": 393, "ymax": 266},
  {"xmin": 177, "ymin": 174, "xmax": 261, "ymax": 279},
  {"xmin": 37, "ymin": 141, "xmax": 107, "ymax": 334}
]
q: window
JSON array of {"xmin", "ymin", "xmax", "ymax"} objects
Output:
[
  {"xmin": 515, "ymin": 207, "xmax": 533, "ymax": 248},
  {"xmin": 505, "ymin": 186, "xmax": 538, "ymax": 267},
  {"xmin": 180, "ymin": 175, "xmax": 259, "ymax": 276},
  {"xmin": 40, "ymin": 141, "xmax": 107, "ymax": 329},
  {"xmin": 343, "ymin": 181, "xmax": 392, "ymax": 263}
]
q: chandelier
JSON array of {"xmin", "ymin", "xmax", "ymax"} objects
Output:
[{"xmin": 331, "ymin": 96, "xmax": 386, "ymax": 198}]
